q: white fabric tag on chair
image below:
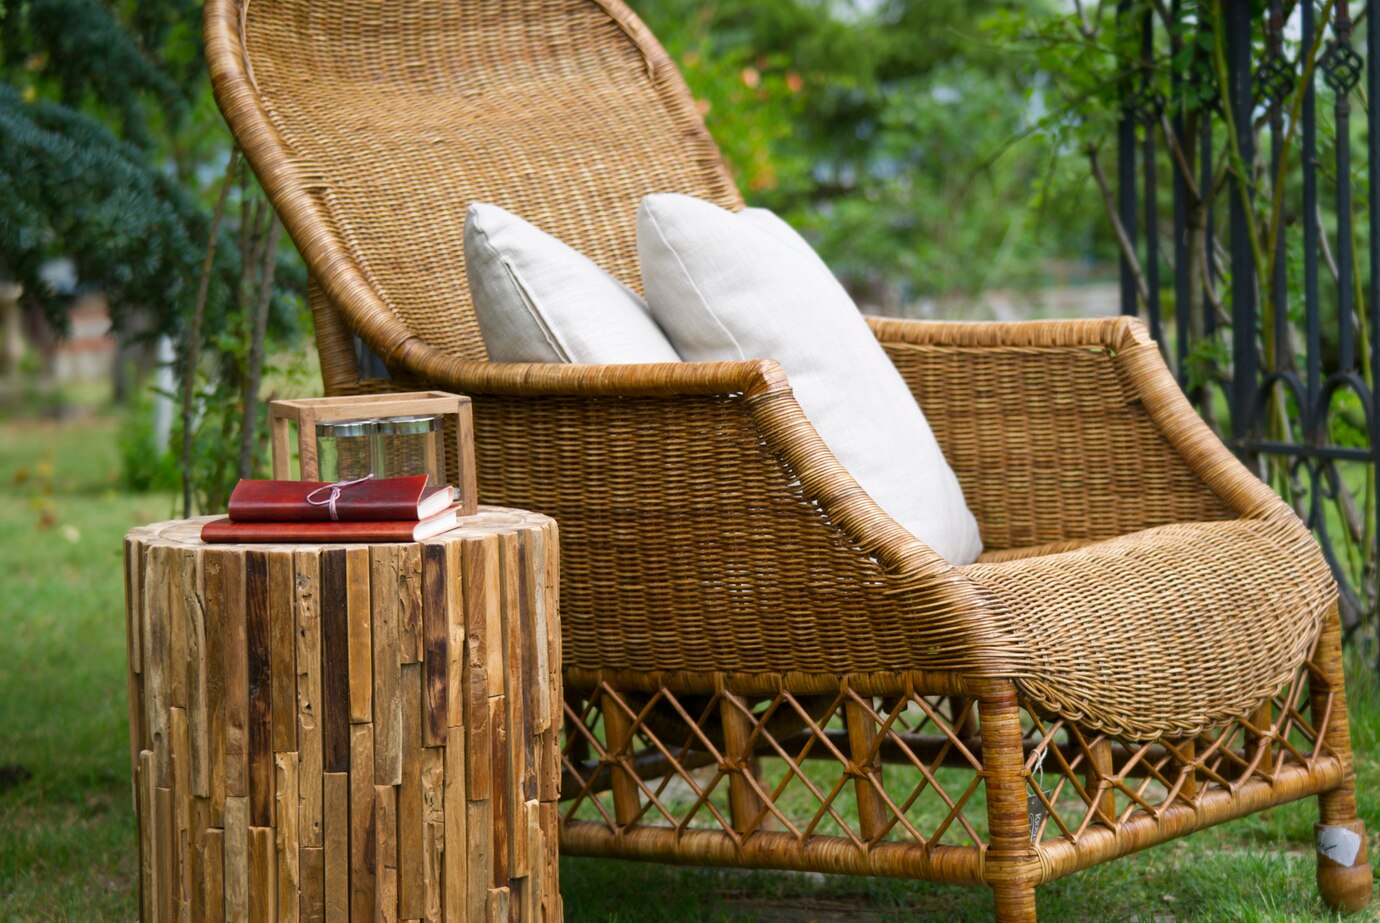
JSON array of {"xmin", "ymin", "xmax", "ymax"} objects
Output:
[
  {"xmin": 1028, "ymin": 792, "xmax": 1050, "ymax": 844},
  {"xmin": 1316, "ymin": 826, "xmax": 1362, "ymax": 867}
]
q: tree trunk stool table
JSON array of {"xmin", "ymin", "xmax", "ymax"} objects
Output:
[{"xmin": 123, "ymin": 508, "xmax": 562, "ymax": 922}]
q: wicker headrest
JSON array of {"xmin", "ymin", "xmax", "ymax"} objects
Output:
[{"xmin": 232, "ymin": 0, "xmax": 743, "ymax": 360}]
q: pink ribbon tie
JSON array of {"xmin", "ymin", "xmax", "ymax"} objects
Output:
[{"xmin": 305, "ymin": 473, "xmax": 375, "ymax": 522}]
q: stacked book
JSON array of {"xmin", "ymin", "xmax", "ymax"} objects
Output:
[{"xmin": 201, "ymin": 475, "xmax": 460, "ymax": 543}]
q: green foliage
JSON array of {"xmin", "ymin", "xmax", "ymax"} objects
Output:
[
  {"xmin": 0, "ymin": 83, "xmax": 214, "ymax": 333},
  {"xmin": 116, "ymin": 388, "xmax": 179, "ymax": 493},
  {"xmin": 0, "ymin": 0, "xmax": 304, "ymax": 342},
  {"xmin": 1, "ymin": 0, "xmax": 309, "ymax": 512},
  {"xmin": 0, "ymin": 0, "xmax": 219, "ymax": 329},
  {"xmin": 633, "ymin": 0, "xmax": 1104, "ymax": 305},
  {"xmin": 0, "ymin": 0, "xmax": 201, "ymax": 142}
]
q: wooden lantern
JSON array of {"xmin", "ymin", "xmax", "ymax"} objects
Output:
[{"xmin": 269, "ymin": 391, "xmax": 478, "ymax": 516}]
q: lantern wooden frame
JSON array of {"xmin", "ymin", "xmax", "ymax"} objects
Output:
[{"xmin": 269, "ymin": 391, "xmax": 478, "ymax": 516}]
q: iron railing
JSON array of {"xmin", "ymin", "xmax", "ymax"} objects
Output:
[{"xmin": 1116, "ymin": 0, "xmax": 1380, "ymax": 652}]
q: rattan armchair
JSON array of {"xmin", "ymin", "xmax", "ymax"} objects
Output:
[{"xmin": 206, "ymin": 1, "xmax": 1372, "ymax": 918}]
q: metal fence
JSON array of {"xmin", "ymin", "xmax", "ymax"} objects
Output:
[{"xmin": 1115, "ymin": 0, "xmax": 1380, "ymax": 652}]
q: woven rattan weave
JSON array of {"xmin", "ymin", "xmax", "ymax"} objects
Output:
[{"xmin": 205, "ymin": 1, "xmax": 1372, "ymax": 917}]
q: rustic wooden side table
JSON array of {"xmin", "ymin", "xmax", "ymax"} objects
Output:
[{"xmin": 123, "ymin": 508, "xmax": 561, "ymax": 922}]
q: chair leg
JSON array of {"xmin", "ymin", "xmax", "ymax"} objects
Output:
[
  {"xmin": 1310, "ymin": 606, "xmax": 1372, "ymax": 914},
  {"xmin": 979, "ymin": 681, "xmax": 1039, "ymax": 923},
  {"xmin": 992, "ymin": 885, "xmax": 1038, "ymax": 922}
]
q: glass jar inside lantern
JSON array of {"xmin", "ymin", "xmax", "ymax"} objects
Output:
[
  {"xmin": 315, "ymin": 419, "xmax": 377, "ymax": 482},
  {"xmin": 374, "ymin": 414, "xmax": 445, "ymax": 486}
]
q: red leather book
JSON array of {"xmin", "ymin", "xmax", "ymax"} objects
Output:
[
  {"xmin": 227, "ymin": 475, "xmax": 451, "ymax": 522},
  {"xmin": 201, "ymin": 504, "xmax": 461, "ymax": 544}
]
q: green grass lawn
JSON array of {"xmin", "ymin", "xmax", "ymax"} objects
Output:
[{"xmin": 1, "ymin": 411, "xmax": 1378, "ymax": 921}]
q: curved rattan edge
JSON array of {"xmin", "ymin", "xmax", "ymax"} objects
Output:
[
  {"xmin": 867, "ymin": 315, "xmax": 1142, "ymax": 351},
  {"xmin": 1114, "ymin": 326, "xmax": 1292, "ymax": 523},
  {"xmin": 307, "ymin": 278, "xmax": 361, "ymax": 395}
]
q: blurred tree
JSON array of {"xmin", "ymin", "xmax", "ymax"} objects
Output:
[
  {"xmin": 0, "ymin": 0, "xmax": 305, "ymax": 514},
  {"xmin": 0, "ymin": 0, "xmax": 224, "ymax": 332},
  {"xmin": 632, "ymin": 0, "xmax": 1106, "ymax": 310}
]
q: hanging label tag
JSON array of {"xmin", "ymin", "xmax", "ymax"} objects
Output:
[
  {"xmin": 1027, "ymin": 791, "xmax": 1050, "ymax": 844},
  {"xmin": 1317, "ymin": 826, "xmax": 1362, "ymax": 867}
]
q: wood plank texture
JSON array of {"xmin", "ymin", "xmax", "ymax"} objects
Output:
[
  {"xmin": 346, "ymin": 547, "xmax": 373, "ymax": 725},
  {"xmin": 181, "ymin": 548, "xmax": 210, "ymax": 799},
  {"xmin": 466, "ymin": 797, "xmax": 493, "ymax": 923},
  {"xmin": 248, "ymin": 825, "xmax": 276, "ymax": 922},
  {"xmin": 123, "ymin": 514, "xmax": 559, "ymax": 923},
  {"xmin": 500, "ymin": 532, "xmax": 533, "ymax": 886},
  {"xmin": 443, "ymin": 723, "xmax": 469, "ymax": 923},
  {"xmin": 203, "ymin": 550, "xmax": 229, "ymax": 827},
  {"xmin": 320, "ymin": 549, "xmax": 350, "ymax": 774},
  {"xmin": 420, "ymin": 748, "xmax": 445, "ymax": 923},
  {"xmin": 205, "ymin": 827, "xmax": 224, "ymax": 923},
  {"xmin": 270, "ymin": 551, "xmax": 298, "ymax": 754},
  {"xmin": 169, "ymin": 706, "xmax": 192, "ymax": 920},
  {"xmin": 398, "ymin": 544, "xmax": 425, "ymax": 665},
  {"xmin": 125, "ymin": 541, "xmax": 146, "ymax": 811},
  {"xmin": 145, "ymin": 546, "xmax": 173, "ymax": 788},
  {"xmin": 399, "ymin": 662, "xmax": 425, "ymax": 919},
  {"xmin": 299, "ymin": 846, "xmax": 325, "ymax": 923},
  {"xmin": 220, "ymin": 552, "xmax": 249, "ymax": 800},
  {"xmin": 421, "ymin": 542, "xmax": 450, "ymax": 747},
  {"xmin": 462, "ymin": 535, "xmax": 499, "ymax": 802},
  {"xmin": 350, "ymin": 725, "xmax": 376, "ymax": 921},
  {"xmin": 371, "ymin": 545, "xmax": 404, "ymax": 785},
  {"xmin": 224, "ymin": 795, "xmax": 250, "ymax": 923},
  {"xmin": 167, "ymin": 545, "xmax": 188, "ymax": 711},
  {"xmin": 294, "ymin": 550, "xmax": 324, "ymax": 847},
  {"xmin": 137, "ymin": 750, "xmax": 155, "ymax": 923},
  {"xmin": 375, "ymin": 784, "xmax": 399, "ymax": 923},
  {"xmin": 322, "ymin": 773, "xmax": 350, "ymax": 923},
  {"xmin": 275, "ymin": 752, "xmax": 301, "ymax": 923},
  {"xmin": 245, "ymin": 551, "xmax": 274, "ymax": 827}
]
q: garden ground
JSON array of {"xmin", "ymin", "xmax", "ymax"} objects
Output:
[{"xmin": 2, "ymin": 410, "xmax": 1377, "ymax": 921}]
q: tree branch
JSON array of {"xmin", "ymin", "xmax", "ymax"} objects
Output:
[
  {"xmin": 237, "ymin": 210, "xmax": 282, "ymax": 480},
  {"xmin": 181, "ymin": 145, "xmax": 239, "ymax": 519},
  {"xmin": 1088, "ymin": 145, "xmax": 1149, "ymax": 307}
]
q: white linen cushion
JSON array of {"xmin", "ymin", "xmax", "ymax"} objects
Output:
[
  {"xmin": 637, "ymin": 193, "xmax": 983, "ymax": 564},
  {"xmin": 465, "ymin": 202, "xmax": 680, "ymax": 363}
]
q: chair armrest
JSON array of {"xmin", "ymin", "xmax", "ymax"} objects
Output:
[
  {"xmin": 868, "ymin": 316, "xmax": 1287, "ymax": 552},
  {"xmin": 391, "ymin": 345, "xmax": 1017, "ymax": 677},
  {"xmin": 411, "ymin": 343, "xmax": 941, "ymax": 561},
  {"xmin": 421, "ymin": 349, "xmax": 949, "ymax": 576}
]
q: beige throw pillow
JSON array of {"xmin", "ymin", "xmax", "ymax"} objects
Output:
[
  {"xmin": 465, "ymin": 202, "xmax": 680, "ymax": 363},
  {"xmin": 637, "ymin": 193, "xmax": 983, "ymax": 565}
]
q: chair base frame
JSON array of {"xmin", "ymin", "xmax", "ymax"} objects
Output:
[{"xmin": 558, "ymin": 607, "xmax": 1371, "ymax": 921}]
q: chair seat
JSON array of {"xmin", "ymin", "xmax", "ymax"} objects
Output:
[{"xmin": 960, "ymin": 516, "xmax": 1335, "ymax": 739}]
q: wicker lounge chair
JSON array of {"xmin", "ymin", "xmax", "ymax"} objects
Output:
[{"xmin": 205, "ymin": 1, "xmax": 1372, "ymax": 918}]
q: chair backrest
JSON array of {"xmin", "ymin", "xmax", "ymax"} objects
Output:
[{"xmin": 207, "ymin": 0, "xmax": 743, "ymax": 370}]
